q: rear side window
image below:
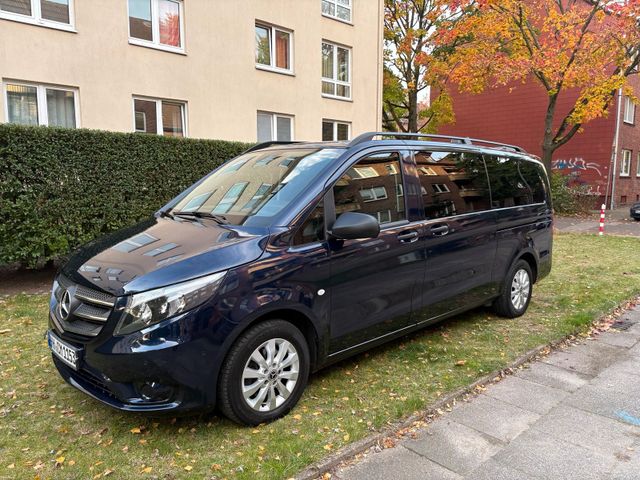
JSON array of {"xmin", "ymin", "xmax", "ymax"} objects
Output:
[
  {"xmin": 333, "ymin": 152, "xmax": 406, "ymax": 225},
  {"xmin": 415, "ymin": 151, "xmax": 491, "ymax": 219},
  {"xmin": 484, "ymin": 155, "xmax": 536, "ymax": 208},
  {"xmin": 518, "ymin": 160, "xmax": 547, "ymax": 204}
]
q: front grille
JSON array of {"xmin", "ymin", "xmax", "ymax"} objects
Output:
[{"xmin": 51, "ymin": 275, "xmax": 116, "ymax": 340}]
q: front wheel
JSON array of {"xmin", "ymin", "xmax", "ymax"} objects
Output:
[
  {"xmin": 493, "ymin": 259, "xmax": 533, "ymax": 318},
  {"xmin": 217, "ymin": 320, "xmax": 310, "ymax": 426}
]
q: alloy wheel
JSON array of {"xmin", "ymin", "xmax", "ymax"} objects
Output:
[{"xmin": 241, "ymin": 338, "xmax": 300, "ymax": 412}]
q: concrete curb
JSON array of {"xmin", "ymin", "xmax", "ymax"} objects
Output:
[{"xmin": 295, "ymin": 298, "xmax": 638, "ymax": 480}]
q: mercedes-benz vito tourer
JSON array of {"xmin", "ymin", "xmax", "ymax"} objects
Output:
[{"xmin": 47, "ymin": 132, "xmax": 553, "ymax": 425}]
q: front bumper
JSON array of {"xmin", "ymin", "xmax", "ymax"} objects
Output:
[{"xmin": 48, "ymin": 303, "xmax": 229, "ymax": 413}]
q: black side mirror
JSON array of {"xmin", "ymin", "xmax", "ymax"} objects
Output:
[{"xmin": 329, "ymin": 212, "xmax": 380, "ymax": 240}]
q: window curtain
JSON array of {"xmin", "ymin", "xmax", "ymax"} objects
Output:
[
  {"xmin": 46, "ymin": 89, "xmax": 76, "ymax": 128},
  {"xmin": 161, "ymin": 102, "xmax": 183, "ymax": 137},
  {"xmin": 0, "ymin": 0, "xmax": 31, "ymax": 15},
  {"xmin": 275, "ymin": 31, "xmax": 289, "ymax": 69},
  {"xmin": 6, "ymin": 84, "xmax": 38, "ymax": 125},
  {"xmin": 257, "ymin": 112, "xmax": 272, "ymax": 142},
  {"xmin": 40, "ymin": 0, "xmax": 70, "ymax": 23}
]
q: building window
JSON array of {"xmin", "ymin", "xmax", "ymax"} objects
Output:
[
  {"xmin": 637, "ymin": 152, "xmax": 640, "ymax": 177},
  {"xmin": 128, "ymin": 0, "xmax": 183, "ymax": 52},
  {"xmin": 4, "ymin": 81, "xmax": 78, "ymax": 128},
  {"xmin": 321, "ymin": 0, "xmax": 351, "ymax": 22},
  {"xmin": 256, "ymin": 111, "xmax": 293, "ymax": 142},
  {"xmin": 322, "ymin": 41, "xmax": 351, "ymax": 100},
  {"xmin": 255, "ymin": 23, "xmax": 292, "ymax": 73},
  {"xmin": 621, "ymin": 149, "xmax": 632, "ymax": 177},
  {"xmin": 133, "ymin": 97, "xmax": 186, "ymax": 137},
  {"xmin": 0, "ymin": 0, "xmax": 74, "ymax": 30},
  {"xmin": 322, "ymin": 119, "xmax": 350, "ymax": 141},
  {"xmin": 624, "ymin": 96, "xmax": 635, "ymax": 124}
]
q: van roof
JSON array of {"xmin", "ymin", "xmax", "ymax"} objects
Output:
[{"xmin": 248, "ymin": 132, "xmax": 541, "ymax": 163}]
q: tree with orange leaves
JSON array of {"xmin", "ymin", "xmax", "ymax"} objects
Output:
[
  {"xmin": 383, "ymin": 0, "xmax": 471, "ymax": 133},
  {"xmin": 440, "ymin": 0, "xmax": 640, "ymax": 170}
]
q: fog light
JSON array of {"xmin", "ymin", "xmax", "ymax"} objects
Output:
[{"xmin": 139, "ymin": 381, "xmax": 173, "ymax": 403}]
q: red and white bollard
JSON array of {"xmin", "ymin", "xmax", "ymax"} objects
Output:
[{"xmin": 599, "ymin": 204, "xmax": 606, "ymax": 236}]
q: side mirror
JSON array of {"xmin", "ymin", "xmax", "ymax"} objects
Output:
[{"xmin": 329, "ymin": 212, "xmax": 380, "ymax": 240}]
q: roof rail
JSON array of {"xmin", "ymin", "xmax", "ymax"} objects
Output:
[
  {"xmin": 348, "ymin": 132, "xmax": 526, "ymax": 154},
  {"xmin": 241, "ymin": 141, "xmax": 300, "ymax": 154}
]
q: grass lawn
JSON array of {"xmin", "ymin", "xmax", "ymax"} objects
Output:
[{"xmin": 1, "ymin": 233, "xmax": 639, "ymax": 480}]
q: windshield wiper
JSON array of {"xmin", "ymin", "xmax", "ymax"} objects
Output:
[{"xmin": 172, "ymin": 211, "xmax": 229, "ymax": 225}]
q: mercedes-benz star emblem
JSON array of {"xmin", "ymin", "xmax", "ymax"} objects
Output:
[{"xmin": 59, "ymin": 290, "xmax": 72, "ymax": 320}]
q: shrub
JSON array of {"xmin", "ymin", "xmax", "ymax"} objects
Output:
[
  {"xmin": 549, "ymin": 171, "xmax": 598, "ymax": 215},
  {"xmin": 0, "ymin": 124, "xmax": 251, "ymax": 268}
]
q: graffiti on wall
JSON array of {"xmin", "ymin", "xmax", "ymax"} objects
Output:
[{"xmin": 551, "ymin": 157, "xmax": 602, "ymax": 177}]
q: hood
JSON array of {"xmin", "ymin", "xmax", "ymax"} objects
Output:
[{"xmin": 61, "ymin": 216, "xmax": 269, "ymax": 296}]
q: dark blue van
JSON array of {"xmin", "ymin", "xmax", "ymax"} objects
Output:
[{"xmin": 48, "ymin": 132, "xmax": 552, "ymax": 425}]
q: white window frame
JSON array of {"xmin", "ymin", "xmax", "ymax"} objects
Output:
[
  {"xmin": 637, "ymin": 152, "xmax": 640, "ymax": 177},
  {"xmin": 621, "ymin": 149, "xmax": 632, "ymax": 177},
  {"xmin": 322, "ymin": 40, "xmax": 352, "ymax": 101},
  {"xmin": 321, "ymin": 0, "xmax": 352, "ymax": 24},
  {"xmin": 624, "ymin": 96, "xmax": 635, "ymax": 124},
  {"xmin": 256, "ymin": 111, "xmax": 294, "ymax": 141},
  {"xmin": 0, "ymin": 0, "xmax": 75, "ymax": 31},
  {"xmin": 127, "ymin": 0, "xmax": 185, "ymax": 54},
  {"xmin": 433, "ymin": 183, "xmax": 451, "ymax": 194},
  {"xmin": 132, "ymin": 96, "xmax": 188, "ymax": 137},
  {"xmin": 255, "ymin": 22, "xmax": 294, "ymax": 75},
  {"xmin": 322, "ymin": 119, "xmax": 351, "ymax": 141},
  {"xmin": 360, "ymin": 186, "xmax": 387, "ymax": 202},
  {"xmin": 3, "ymin": 79, "xmax": 80, "ymax": 127}
]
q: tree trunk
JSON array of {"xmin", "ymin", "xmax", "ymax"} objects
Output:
[
  {"xmin": 408, "ymin": 88, "xmax": 418, "ymax": 133},
  {"xmin": 541, "ymin": 145, "xmax": 554, "ymax": 173},
  {"xmin": 541, "ymin": 95, "xmax": 558, "ymax": 173}
]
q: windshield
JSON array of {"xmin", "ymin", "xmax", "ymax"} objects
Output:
[{"xmin": 171, "ymin": 148, "xmax": 343, "ymax": 225}]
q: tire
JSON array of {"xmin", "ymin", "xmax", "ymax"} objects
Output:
[
  {"xmin": 217, "ymin": 319, "xmax": 310, "ymax": 426},
  {"xmin": 492, "ymin": 259, "xmax": 533, "ymax": 318}
]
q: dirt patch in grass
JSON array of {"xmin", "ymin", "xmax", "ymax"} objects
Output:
[{"xmin": 1, "ymin": 233, "xmax": 639, "ymax": 479}]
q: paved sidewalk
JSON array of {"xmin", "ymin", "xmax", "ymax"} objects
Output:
[
  {"xmin": 336, "ymin": 307, "xmax": 640, "ymax": 480},
  {"xmin": 555, "ymin": 210, "xmax": 640, "ymax": 237}
]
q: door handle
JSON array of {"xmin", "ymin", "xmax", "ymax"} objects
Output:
[
  {"xmin": 430, "ymin": 224, "xmax": 450, "ymax": 236},
  {"xmin": 397, "ymin": 230, "xmax": 419, "ymax": 243}
]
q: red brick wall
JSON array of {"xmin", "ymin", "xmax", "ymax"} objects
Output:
[
  {"xmin": 438, "ymin": 78, "xmax": 625, "ymax": 203},
  {"xmin": 615, "ymin": 75, "xmax": 640, "ymax": 205}
]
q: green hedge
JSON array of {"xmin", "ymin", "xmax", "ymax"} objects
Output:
[{"xmin": 0, "ymin": 124, "xmax": 252, "ymax": 268}]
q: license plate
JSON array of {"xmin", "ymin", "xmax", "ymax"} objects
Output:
[{"xmin": 48, "ymin": 331, "xmax": 81, "ymax": 370}]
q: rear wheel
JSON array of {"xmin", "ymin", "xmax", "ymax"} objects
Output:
[
  {"xmin": 217, "ymin": 320, "xmax": 310, "ymax": 425},
  {"xmin": 493, "ymin": 259, "xmax": 532, "ymax": 318}
]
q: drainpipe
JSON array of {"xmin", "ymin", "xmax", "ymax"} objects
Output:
[{"xmin": 609, "ymin": 88, "xmax": 623, "ymax": 210}]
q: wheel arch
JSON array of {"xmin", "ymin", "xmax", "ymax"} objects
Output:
[{"xmin": 517, "ymin": 251, "xmax": 538, "ymax": 283}]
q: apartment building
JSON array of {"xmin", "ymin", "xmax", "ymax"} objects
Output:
[
  {"xmin": 0, "ymin": 0, "xmax": 383, "ymax": 142},
  {"xmin": 438, "ymin": 76, "xmax": 640, "ymax": 207}
]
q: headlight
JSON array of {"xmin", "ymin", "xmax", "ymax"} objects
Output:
[{"xmin": 114, "ymin": 271, "xmax": 227, "ymax": 335}]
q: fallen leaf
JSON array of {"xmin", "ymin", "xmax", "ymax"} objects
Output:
[
  {"xmin": 141, "ymin": 466, "xmax": 152, "ymax": 473},
  {"xmin": 130, "ymin": 427, "xmax": 142, "ymax": 434},
  {"xmin": 184, "ymin": 465, "xmax": 193, "ymax": 471},
  {"xmin": 455, "ymin": 360, "xmax": 467, "ymax": 366}
]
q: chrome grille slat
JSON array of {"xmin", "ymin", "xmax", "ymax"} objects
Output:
[
  {"xmin": 74, "ymin": 304, "xmax": 110, "ymax": 323},
  {"xmin": 74, "ymin": 285, "xmax": 116, "ymax": 307}
]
